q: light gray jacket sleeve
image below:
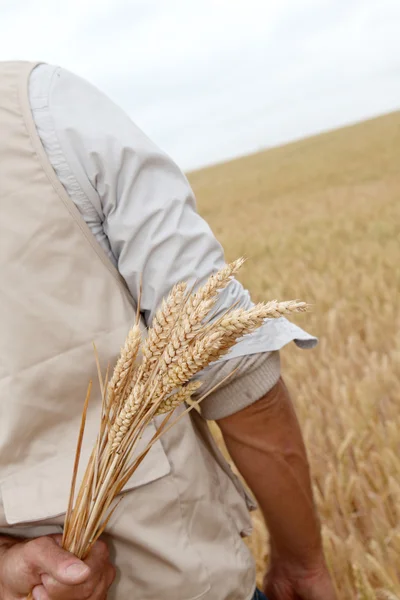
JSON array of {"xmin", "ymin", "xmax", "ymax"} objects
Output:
[{"xmin": 29, "ymin": 63, "xmax": 317, "ymax": 420}]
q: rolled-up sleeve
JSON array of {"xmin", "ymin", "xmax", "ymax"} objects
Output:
[{"xmin": 45, "ymin": 66, "xmax": 317, "ymax": 419}]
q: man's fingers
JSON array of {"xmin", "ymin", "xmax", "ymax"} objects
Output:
[
  {"xmin": 23, "ymin": 536, "xmax": 90, "ymax": 585},
  {"xmin": 85, "ymin": 539, "xmax": 115, "ymax": 583},
  {"xmin": 41, "ymin": 573, "xmax": 96, "ymax": 600},
  {"xmin": 39, "ymin": 540, "xmax": 114, "ymax": 600},
  {"xmin": 84, "ymin": 539, "xmax": 111, "ymax": 568},
  {"xmin": 106, "ymin": 563, "xmax": 117, "ymax": 588},
  {"xmin": 0, "ymin": 536, "xmax": 112, "ymax": 599},
  {"xmin": 32, "ymin": 584, "xmax": 51, "ymax": 600},
  {"xmin": 41, "ymin": 569, "xmax": 113, "ymax": 600}
]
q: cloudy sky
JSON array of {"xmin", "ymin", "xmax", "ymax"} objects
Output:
[{"xmin": 1, "ymin": 0, "xmax": 400, "ymax": 170}]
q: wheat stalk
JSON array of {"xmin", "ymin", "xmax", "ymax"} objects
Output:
[{"xmin": 34, "ymin": 258, "xmax": 310, "ymax": 585}]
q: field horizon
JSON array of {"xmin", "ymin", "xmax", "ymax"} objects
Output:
[
  {"xmin": 188, "ymin": 109, "xmax": 400, "ymax": 177},
  {"xmin": 188, "ymin": 110, "xmax": 400, "ymax": 599}
]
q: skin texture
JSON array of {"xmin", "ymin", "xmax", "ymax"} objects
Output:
[
  {"xmin": 0, "ymin": 535, "xmax": 115, "ymax": 600},
  {"xmin": 217, "ymin": 377, "xmax": 337, "ymax": 600}
]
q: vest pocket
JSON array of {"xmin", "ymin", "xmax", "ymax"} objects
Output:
[{"xmin": 0, "ymin": 420, "xmax": 171, "ymax": 525}]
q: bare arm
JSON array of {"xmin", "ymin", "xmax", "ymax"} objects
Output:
[{"xmin": 217, "ymin": 377, "xmax": 336, "ymax": 600}]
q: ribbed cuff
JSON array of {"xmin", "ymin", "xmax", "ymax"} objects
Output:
[{"xmin": 200, "ymin": 351, "xmax": 281, "ymax": 421}]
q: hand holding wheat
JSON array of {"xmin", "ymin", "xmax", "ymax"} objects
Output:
[
  {"xmin": 27, "ymin": 258, "xmax": 308, "ymax": 598},
  {"xmin": 0, "ymin": 535, "xmax": 114, "ymax": 600}
]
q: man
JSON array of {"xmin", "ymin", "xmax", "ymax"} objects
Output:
[{"xmin": 0, "ymin": 61, "xmax": 336, "ymax": 600}]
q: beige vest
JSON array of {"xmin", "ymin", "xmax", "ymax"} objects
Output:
[{"xmin": 0, "ymin": 61, "xmax": 257, "ymax": 599}]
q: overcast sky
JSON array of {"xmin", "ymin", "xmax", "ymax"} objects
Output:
[{"xmin": 1, "ymin": 0, "xmax": 400, "ymax": 170}]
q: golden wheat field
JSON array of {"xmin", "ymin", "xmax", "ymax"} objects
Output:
[{"xmin": 188, "ymin": 112, "xmax": 400, "ymax": 600}]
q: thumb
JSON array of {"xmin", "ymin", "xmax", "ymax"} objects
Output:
[{"xmin": 23, "ymin": 536, "xmax": 90, "ymax": 585}]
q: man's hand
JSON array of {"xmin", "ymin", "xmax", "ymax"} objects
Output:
[
  {"xmin": 264, "ymin": 559, "xmax": 337, "ymax": 600},
  {"xmin": 0, "ymin": 534, "xmax": 115, "ymax": 599}
]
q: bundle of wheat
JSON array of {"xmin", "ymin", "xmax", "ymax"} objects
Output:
[{"xmin": 45, "ymin": 258, "xmax": 308, "ymax": 566}]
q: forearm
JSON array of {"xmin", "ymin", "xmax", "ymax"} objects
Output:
[{"xmin": 217, "ymin": 377, "xmax": 323, "ymax": 569}]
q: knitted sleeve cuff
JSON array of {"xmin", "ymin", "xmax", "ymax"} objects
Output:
[{"xmin": 199, "ymin": 351, "xmax": 281, "ymax": 421}]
